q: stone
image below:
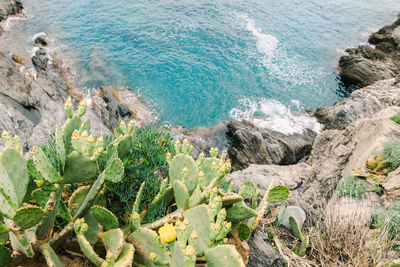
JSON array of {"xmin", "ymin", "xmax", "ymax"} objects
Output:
[
  {"xmin": 338, "ymin": 17, "xmax": 400, "ymax": 87},
  {"xmin": 227, "ymin": 119, "xmax": 316, "ymax": 170},
  {"xmin": 280, "ymin": 206, "xmax": 306, "ymax": 232},
  {"xmin": 314, "ymin": 78, "xmax": 400, "ymax": 129},
  {"xmin": 383, "ymin": 167, "xmax": 400, "ymax": 202},
  {"xmin": 34, "ymin": 36, "xmax": 48, "ymax": 46},
  {"xmin": 118, "ymin": 103, "xmax": 130, "ymax": 117},
  {"xmin": 0, "ymin": 0, "xmax": 23, "ymax": 22},
  {"xmin": 247, "ymin": 228, "xmax": 286, "ymax": 267},
  {"xmin": 11, "ymin": 53, "xmax": 24, "ymax": 64},
  {"xmin": 31, "ymin": 48, "xmax": 49, "ymax": 75}
]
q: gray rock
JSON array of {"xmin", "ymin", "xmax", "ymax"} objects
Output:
[
  {"xmin": 281, "ymin": 206, "xmax": 306, "ymax": 232},
  {"xmin": 314, "ymin": 78, "xmax": 400, "ymax": 129},
  {"xmin": 247, "ymin": 228, "xmax": 286, "ymax": 267},
  {"xmin": 118, "ymin": 103, "xmax": 131, "ymax": 117},
  {"xmin": 32, "ymin": 48, "xmax": 49, "ymax": 75},
  {"xmin": 34, "ymin": 36, "xmax": 48, "ymax": 46},
  {"xmin": 0, "ymin": 0, "xmax": 23, "ymax": 22},
  {"xmin": 227, "ymin": 119, "xmax": 316, "ymax": 170},
  {"xmin": 338, "ymin": 16, "xmax": 400, "ymax": 87}
]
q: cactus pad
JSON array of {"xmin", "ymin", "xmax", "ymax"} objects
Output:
[
  {"xmin": 13, "ymin": 206, "xmax": 44, "ymax": 230},
  {"xmin": 90, "ymin": 205, "xmax": 119, "ymax": 231},
  {"xmin": 221, "ymin": 194, "xmax": 243, "ymax": 207},
  {"xmin": 114, "ymin": 243, "xmax": 135, "ymax": 266},
  {"xmin": 226, "ymin": 202, "xmax": 257, "ymax": 223},
  {"xmin": 289, "ymin": 216, "xmax": 303, "ymax": 240},
  {"xmin": 173, "ymin": 180, "xmax": 189, "ymax": 210},
  {"xmin": 268, "ymin": 185, "xmax": 289, "ymax": 203},
  {"xmin": 0, "ymin": 244, "xmax": 11, "ymax": 266},
  {"xmin": 100, "ymin": 228, "xmax": 124, "ymax": 260},
  {"xmin": 62, "ymin": 115, "xmax": 82, "ymax": 153},
  {"xmin": 40, "ymin": 243, "xmax": 63, "ymax": 267},
  {"xmin": 0, "ymin": 163, "xmax": 18, "ymax": 210},
  {"xmin": 55, "ymin": 127, "xmax": 66, "ymax": 172},
  {"xmin": 184, "ymin": 204, "xmax": 211, "ymax": 254},
  {"xmin": 9, "ymin": 229, "xmax": 34, "ymax": 258},
  {"xmin": 63, "ymin": 151, "xmax": 98, "ymax": 184},
  {"xmin": 171, "ymin": 242, "xmax": 185, "ymax": 267},
  {"xmin": 68, "ymin": 186, "xmax": 90, "ymax": 216},
  {"xmin": 0, "ymin": 148, "xmax": 29, "ymax": 206},
  {"xmin": 238, "ymin": 180, "xmax": 257, "ymax": 199},
  {"xmin": 205, "ymin": 245, "xmax": 245, "ymax": 267},
  {"xmin": 103, "ymin": 157, "xmax": 124, "ymax": 183},
  {"xmin": 130, "ymin": 228, "xmax": 170, "ymax": 267},
  {"xmin": 198, "ymin": 158, "xmax": 223, "ymax": 188},
  {"xmin": 238, "ymin": 222, "xmax": 251, "ymax": 241},
  {"xmin": 32, "ymin": 146, "xmax": 62, "ymax": 184},
  {"xmin": 169, "ymin": 154, "xmax": 199, "ymax": 193}
]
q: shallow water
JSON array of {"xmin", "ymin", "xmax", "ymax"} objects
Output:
[{"xmin": 1, "ymin": 0, "xmax": 400, "ymax": 129}]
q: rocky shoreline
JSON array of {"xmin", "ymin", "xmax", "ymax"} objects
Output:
[{"xmin": 1, "ymin": 1, "xmax": 400, "ymax": 265}]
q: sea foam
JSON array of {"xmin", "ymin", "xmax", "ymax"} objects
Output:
[{"xmin": 229, "ymin": 97, "xmax": 322, "ymax": 135}]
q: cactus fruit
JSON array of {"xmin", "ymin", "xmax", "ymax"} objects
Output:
[
  {"xmin": 173, "ymin": 180, "xmax": 190, "ymax": 210},
  {"xmin": 64, "ymin": 97, "xmax": 74, "ymax": 118},
  {"xmin": 90, "ymin": 205, "xmax": 119, "ymax": 231},
  {"xmin": 204, "ymin": 245, "xmax": 245, "ymax": 267},
  {"xmin": 40, "ymin": 243, "xmax": 63, "ymax": 267},
  {"xmin": 158, "ymin": 223, "xmax": 177, "ymax": 243}
]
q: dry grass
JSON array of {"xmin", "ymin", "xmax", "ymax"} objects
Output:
[
  {"xmin": 260, "ymin": 198, "xmax": 399, "ymax": 267},
  {"xmin": 308, "ymin": 198, "xmax": 398, "ymax": 267}
]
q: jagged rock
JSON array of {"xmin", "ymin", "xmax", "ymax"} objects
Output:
[
  {"xmin": 162, "ymin": 123, "xmax": 227, "ymax": 159},
  {"xmin": 247, "ymin": 228, "xmax": 286, "ymax": 267},
  {"xmin": 314, "ymin": 78, "xmax": 400, "ymax": 129},
  {"xmin": 34, "ymin": 36, "xmax": 48, "ymax": 46},
  {"xmin": 227, "ymin": 119, "xmax": 316, "ymax": 170},
  {"xmin": 280, "ymin": 206, "xmax": 306, "ymax": 232},
  {"xmin": 0, "ymin": 0, "xmax": 23, "ymax": 22},
  {"xmin": 338, "ymin": 16, "xmax": 400, "ymax": 87},
  {"xmin": 90, "ymin": 85, "xmax": 155, "ymax": 130},
  {"xmin": 31, "ymin": 48, "xmax": 49, "ymax": 75},
  {"xmin": 383, "ymin": 167, "xmax": 400, "ymax": 202}
]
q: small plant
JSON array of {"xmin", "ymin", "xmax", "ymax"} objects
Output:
[
  {"xmin": 335, "ymin": 175, "xmax": 365, "ymax": 199},
  {"xmin": 367, "ymin": 141, "xmax": 400, "ymax": 174},
  {"xmin": 289, "ymin": 216, "xmax": 309, "ymax": 257},
  {"xmin": 371, "ymin": 201, "xmax": 400, "ymax": 241},
  {"xmin": 390, "ymin": 113, "xmax": 400, "ymax": 124}
]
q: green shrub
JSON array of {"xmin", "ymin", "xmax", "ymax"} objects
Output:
[
  {"xmin": 382, "ymin": 141, "xmax": 400, "ymax": 173},
  {"xmin": 372, "ymin": 201, "xmax": 400, "ymax": 240},
  {"xmin": 390, "ymin": 114, "xmax": 400, "ymax": 124},
  {"xmin": 106, "ymin": 127, "xmax": 174, "ymax": 221},
  {"xmin": 336, "ymin": 176, "xmax": 365, "ymax": 199}
]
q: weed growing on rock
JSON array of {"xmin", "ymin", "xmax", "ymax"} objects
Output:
[{"xmin": 335, "ymin": 175, "xmax": 365, "ymax": 199}]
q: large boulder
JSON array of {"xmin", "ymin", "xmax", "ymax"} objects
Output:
[
  {"xmin": 314, "ymin": 78, "xmax": 400, "ymax": 129},
  {"xmin": 338, "ymin": 15, "xmax": 400, "ymax": 87},
  {"xmin": 227, "ymin": 119, "xmax": 316, "ymax": 170}
]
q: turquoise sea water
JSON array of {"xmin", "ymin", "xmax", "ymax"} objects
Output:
[{"xmin": 2, "ymin": 0, "xmax": 400, "ymax": 128}]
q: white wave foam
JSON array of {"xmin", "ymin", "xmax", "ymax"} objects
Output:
[
  {"xmin": 229, "ymin": 98, "xmax": 322, "ymax": 135},
  {"xmin": 244, "ymin": 16, "xmax": 278, "ymax": 58}
]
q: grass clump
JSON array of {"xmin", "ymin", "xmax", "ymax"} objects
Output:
[
  {"xmin": 335, "ymin": 175, "xmax": 365, "ymax": 199},
  {"xmin": 372, "ymin": 201, "xmax": 400, "ymax": 241},
  {"xmin": 106, "ymin": 127, "xmax": 174, "ymax": 222}
]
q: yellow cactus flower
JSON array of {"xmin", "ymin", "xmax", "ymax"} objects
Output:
[{"xmin": 158, "ymin": 223, "xmax": 177, "ymax": 243}]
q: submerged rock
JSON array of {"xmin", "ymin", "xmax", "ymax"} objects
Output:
[
  {"xmin": 338, "ymin": 15, "xmax": 400, "ymax": 87},
  {"xmin": 31, "ymin": 48, "xmax": 49, "ymax": 76},
  {"xmin": 227, "ymin": 119, "xmax": 316, "ymax": 170}
]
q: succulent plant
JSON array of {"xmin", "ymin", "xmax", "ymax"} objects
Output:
[{"xmin": 289, "ymin": 216, "xmax": 309, "ymax": 257}]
